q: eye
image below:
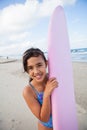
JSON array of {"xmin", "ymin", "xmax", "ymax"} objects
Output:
[
  {"xmin": 38, "ymin": 64, "xmax": 42, "ymax": 66},
  {"xmin": 37, "ymin": 63, "xmax": 43, "ymax": 67},
  {"xmin": 27, "ymin": 66, "xmax": 33, "ymax": 71}
]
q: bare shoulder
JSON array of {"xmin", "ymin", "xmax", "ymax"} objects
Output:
[
  {"xmin": 23, "ymin": 85, "xmax": 30, "ymax": 95},
  {"xmin": 22, "ymin": 85, "xmax": 38, "ymax": 105},
  {"xmin": 22, "ymin": 85, "xmax": 34, "ymax": 98}
]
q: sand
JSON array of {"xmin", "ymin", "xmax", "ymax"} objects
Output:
[{"xmin": 0, "ymin": 59, "xmax": 87, "ymax": 130}]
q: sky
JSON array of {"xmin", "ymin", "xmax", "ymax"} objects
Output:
[{"xmin": 0, "ymin": 0, "xmax": 87, "ymax": 57}]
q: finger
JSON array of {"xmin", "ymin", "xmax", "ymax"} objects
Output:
[
  {"xmin": 51, "ymin": 80, "xmax": 58, "ymax": 85},
  {"xmin": 49, "ymin": 77, "xmax": 56, "ymax": 82},
  {"xmin": 52, "ymin": 82, "xmax": 58, "ymax": 87}
]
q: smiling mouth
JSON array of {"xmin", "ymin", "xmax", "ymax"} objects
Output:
[{"xmin": 34, "ymin": 74, "xmax": 43, "ymax": 80}]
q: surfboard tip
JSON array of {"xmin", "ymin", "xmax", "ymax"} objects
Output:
[{"xmin": 54, "ymin": 5, "xmax": 64, "ymax": 12}]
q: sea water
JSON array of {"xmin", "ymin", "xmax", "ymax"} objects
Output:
[
  {"xmin": 71, "ymin": 48, "xmax": 87, "ymax": 62},
  {"xmin": 1, "ymin": 48, "xmax": 87, "ymax": 62},
  {"xmin": 44, "ymin": 48, "xmax": 87, "ymax": 62}
]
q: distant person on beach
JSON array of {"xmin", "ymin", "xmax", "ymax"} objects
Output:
[
  {"xmin": 22, "ymin": 48, "xmax": 58, "ymax": 130},
  {"xmin": 7, "ymin": 56, "xmax": 8, "ymax": 59}
]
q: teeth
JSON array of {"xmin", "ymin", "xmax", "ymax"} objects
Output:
[
  {"xmin": 35, "ymin": 75, "xmax": 42, "ymax": 79},
  {"xmin": 36, "ymin": 75, "xmax": 41, "ymax": 78}
]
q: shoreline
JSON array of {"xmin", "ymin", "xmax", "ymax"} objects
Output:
[
  {"xmin": 0, "ymin": 56, "xmax": 87, "ymax": 63},
  {"xmin": 0, "ymin": 57, "xmax": 22, "ymax": 64}
]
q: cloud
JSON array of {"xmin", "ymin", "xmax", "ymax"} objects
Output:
[
  {"xmin": 0, "ymin": 41, "xmax": 34, "ymax": 56},
  {"xmin": 0, "ymin": 0, "xmax": 77, "ymax": 34},
  {"xmin": 39, "ymin": 0, "xmax": 77, "ymax": 17},
  {"xmin": 69, "ymin": 32, "xmax": 87, "ymax": 49},
  {"xmin": 0, "ymin": 0, "xmax": 77, "ymax": 56},
  {"xmin": 0, "ymin": 1, "xmax": 39, "ymax": 34}
]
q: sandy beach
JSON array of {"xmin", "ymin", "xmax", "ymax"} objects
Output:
[{"xmin": 0, "ymin": 59, "xmax": 87, "ymax": 130}]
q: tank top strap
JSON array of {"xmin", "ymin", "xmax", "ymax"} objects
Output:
[{"xmin": 29, "ymin": 82, "xmax": 39, "ymax": 96}]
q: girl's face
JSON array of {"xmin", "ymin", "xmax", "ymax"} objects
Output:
[{"xmin": 27, "ymin": 55, "xmax": 47, "ymax": 83}]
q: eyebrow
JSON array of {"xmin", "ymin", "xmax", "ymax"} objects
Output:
[{"xmin": 27, "ymin": 62, "xmax": 43, "ymax": 67}]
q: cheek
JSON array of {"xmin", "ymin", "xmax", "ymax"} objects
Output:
[
  {"xmin": 42, "ymin": 67, "xmax": 47, "ymax": 73},
  {"xmin": 27, "ymin": 70, "xmax": 33, "ymax": 76}
]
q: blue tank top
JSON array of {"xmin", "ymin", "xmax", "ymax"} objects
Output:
[{"xmin": 29, "ymin": 82, "xmax": 53, "ymax": 128}]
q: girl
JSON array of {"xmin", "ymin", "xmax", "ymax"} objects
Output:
[{"xmin": 22, "ymin": 48, "xmax": 58, "ymax": 130}]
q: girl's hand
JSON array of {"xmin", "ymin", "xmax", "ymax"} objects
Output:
[{"xmin": 44, "ymin": 77, "xmax": 58, "ymax": 98}]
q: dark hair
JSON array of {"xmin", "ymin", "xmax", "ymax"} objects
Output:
[{"xmin": 22, "ymin": 48, "xmax": 47, "ymax": 73}]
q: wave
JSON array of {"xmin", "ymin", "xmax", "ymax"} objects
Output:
[{"xmin": 71, "ymin": 48, "xmax": 87, "ymax": 62}]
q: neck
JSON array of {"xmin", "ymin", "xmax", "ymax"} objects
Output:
[{"xmin": 31, "ymin": 74, "xmax": 48, "ymax": 92}]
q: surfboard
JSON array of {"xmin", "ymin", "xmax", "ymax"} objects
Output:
[{"xmin": 48, "ymin": 6, "xmax": 78, "ymax": 130}]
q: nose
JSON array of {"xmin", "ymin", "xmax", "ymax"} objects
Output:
[{"xmin": 33, "ymin": 67, "xmax": 39, "ymax": 74}]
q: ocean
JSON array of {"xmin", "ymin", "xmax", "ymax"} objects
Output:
[
  {"xmin": 71, "ymin": 48, "xmax": 87, "ymax": 62},
  {"xmin": 44, "ymin": 48, "xmax": 87, "ymax": 62},
  {"xmin": 1, "ymin": 48, "xmax": 87, "ymax": 62}
]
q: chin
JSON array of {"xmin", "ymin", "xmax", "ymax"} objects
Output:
[
  {"xmin": 36, "ymin": 78, "xmax": 45, "ymax": 83},
  {"xmin": 36, "ymin": 79, "xmax": 43, "ymax": 83}
]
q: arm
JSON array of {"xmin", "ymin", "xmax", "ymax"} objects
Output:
[
  {"xmin": 40, "ymin": 77, "xmax": 58, "ymax": 122},
  {"xmin": 23, "ymin": 78, "xmax": 58, "ymax": 122},
  {"xmin": 40, "ymin": 95, "xmax": 51, "ymax": 122}
]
